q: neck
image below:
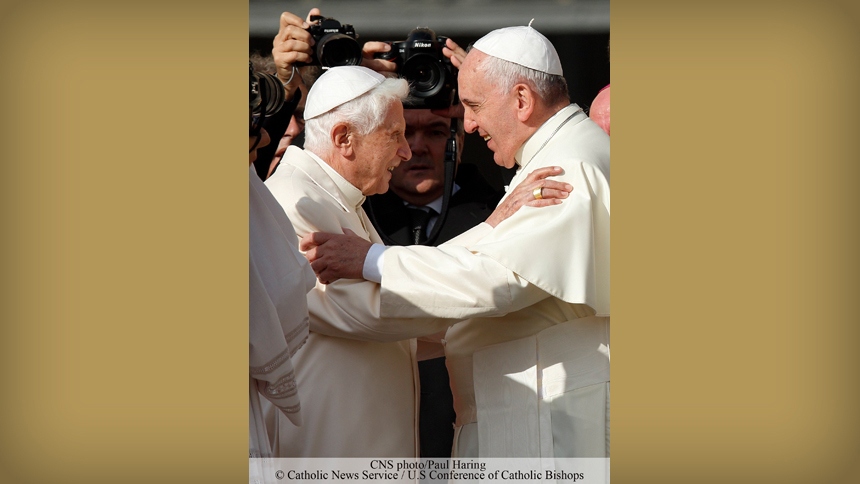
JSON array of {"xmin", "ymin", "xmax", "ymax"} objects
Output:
[
  {"xmin": 515, "ymin": 101, "xmax": 569, "ymax": 149},
  {"xmin": 531, "ymin": 101, "xmax": 570, "ymax": 129},
  {"xmin": 320, "ymin": 152, "xmax": 362, "ymax": 191}
]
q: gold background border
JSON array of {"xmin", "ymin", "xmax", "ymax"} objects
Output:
[{"xmin": 1, "ymin": 1, "xmax": 858, "ymax": 482}]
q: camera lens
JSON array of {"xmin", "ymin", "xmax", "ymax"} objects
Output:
[
  {"xmin": 403, "ymin": 55, "xmax": 444, "ymax": 97},
  {"xmin": 318, "ymin": 34, "xmax": 362, "ymax": 67},
  {"xmin": 252, "ymin": 72, "xmax": 285, "ymax": 120}
]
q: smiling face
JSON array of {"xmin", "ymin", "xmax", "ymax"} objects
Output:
[
  {"xmin": 388, "ymin": 109, "xmax": 458, "ymax": 205},
  {"xmin": 350, "ymin": 100, "xmax": 412, "ymax": 196},
  {"xmin": 458, "ymin": 50, "xmax": 524, "ymax": 169}
]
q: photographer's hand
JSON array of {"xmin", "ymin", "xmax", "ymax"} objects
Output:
[
  {"xmin": 442, "ymin": 37, "xmax": 468, "ymax": 69},
  {"xmin": 361, "ymin": 42, "xmax": 398, "ymax": 74},
  {"xmin": 272, "ymin": 10, "xmax": 317, "ymax": 97},
  {"xmin": 485, "ymin": 166, "xmax": 573, "ymax": 228},
  {"xmin": 300, "ymin": 229, "xmax": 371, "ymax": 284},
  {"xmin": 427, "ymin": 37, "xmax": 469, "ymax": 118}
]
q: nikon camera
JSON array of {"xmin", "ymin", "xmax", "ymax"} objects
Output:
[
  {"xmin": 374, "ymin": 28, "xmax": 458, "ymax": 109},
  {"xmin": 300, "ymin": 16, "xmax": 362, "ymax": 69}
]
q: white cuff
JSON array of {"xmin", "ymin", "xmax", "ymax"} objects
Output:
[{"xmin": 362, "ymin": 243, "xmax": 386, "ymax": 283}]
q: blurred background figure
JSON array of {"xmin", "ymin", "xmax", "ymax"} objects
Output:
[
  {"xmin": 589, "ymin": 84, "xmax": 610, "ymax": 135},
  {"xmin": 588, "ymin": 39, "xmax": 610, "ymax": 135},
  {"xmin": 251, "ymin": 9, "xmax": 325, "ymax": 181}
]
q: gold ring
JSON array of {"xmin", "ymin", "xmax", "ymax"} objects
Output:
[{"xmin": 533, "ymin": 187, "xmax": 543, "ymax": 200}]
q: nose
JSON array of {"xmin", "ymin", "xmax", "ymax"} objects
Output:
[
  {"xmin": 397, "ymin": 135, "xmax": 412, "ymax": 161},
  {"xmin": 463, "ymin": 111, "xmax": 478, "ymax": 134},
  {"xmin": 285, "ymin": 114, "xmax": 303, "ymax": 138},
  {"xmin": 408, "ymin": 132, "xmax": 427, "ymax": 155}
]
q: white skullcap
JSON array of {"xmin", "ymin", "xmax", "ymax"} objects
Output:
[
  {"xmin": 472, "ymin": 21, "xmax": 563, "ymax": 76},
  {"xmin": 304, "ymin": 66, "xmax": 386, "ymax": 120}
]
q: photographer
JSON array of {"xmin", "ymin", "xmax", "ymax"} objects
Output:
[{"xmin": 252, "ymin": 9, "xmax": 319, "ymax": 180}]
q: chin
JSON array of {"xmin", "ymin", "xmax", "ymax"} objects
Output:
[
  {"xmin": 373, "ymin": 182, "xmax": 390, "ymax": 196},
  {"xmin": 492, "ymin": 153, "xmax": 507, "ymax": 167}
]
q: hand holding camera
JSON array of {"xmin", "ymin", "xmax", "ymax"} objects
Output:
[
  {"xmin": 271, "ymin": 10, "xmax": 318, "ymax": 95},
  {"xmin": 441, "ymin": 37, "xmax": 468, "ymax": 70},
  {"xmin": 361, "ymin": 42, "xmax": 398, "ymax": 74},
  {"xmin": 297, "ymin": 14, "xmax": 361, "ymax": 68}
]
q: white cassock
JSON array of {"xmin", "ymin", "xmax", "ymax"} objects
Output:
[
  {"xmin": 379, "ymin": 104, "xmax": 610, "ymax": 458},
  {"xmin": 263, "ymin": 147, "xmax": 455, "ymax": 457},
  {"xmin": 249, "ymin": 166, "xmax": 316, "ymax": 458}
]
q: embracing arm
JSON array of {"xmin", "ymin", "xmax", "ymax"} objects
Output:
[{"xmin": 269, "ymin": 171, "xmax": 457, "ymax": 342}]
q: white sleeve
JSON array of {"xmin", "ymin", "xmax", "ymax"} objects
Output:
[
  {"xmin": 362, "ymin": 243, "xmax": 386, "ymax": 283},
  {"xmin": 379, "ymin": 244, "xmax": 550, "ymax": 321}
]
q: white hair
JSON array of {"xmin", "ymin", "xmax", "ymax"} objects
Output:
[
  {"xmin": 304, "ymin": 78, "xmax": 409, "ymax": 155},
  {"xmin": 476, "ymin": 53, "xmax": 569, "ymax": 107}
]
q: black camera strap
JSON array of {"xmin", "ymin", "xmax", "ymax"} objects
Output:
[{"xmin": 422, "ymin": 117, "xmax": 458, "ymax": 246}]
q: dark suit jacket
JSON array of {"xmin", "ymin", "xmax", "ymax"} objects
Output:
[{"xmin": 364, "ymin": 163, "xmax": 503, "ymax": 246}]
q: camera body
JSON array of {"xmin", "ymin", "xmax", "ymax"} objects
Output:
[
  {"xmin": 302, "ymin": 16, "xmax": 362, "ymax": 69},
  {"xmin": 374, "ymin": 28, "xmax": 458, "ymax": 109}
]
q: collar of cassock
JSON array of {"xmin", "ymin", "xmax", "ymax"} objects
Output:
[{"xmin": 306, "ymin": 150, "xmax": 366, "ymax": 212}]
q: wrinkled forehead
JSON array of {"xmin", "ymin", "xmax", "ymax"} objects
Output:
[
  {"xmin": 459, "ymin": 50, "xmax": 492, "ymax": 96},
  {"xmin": 460, "ymin": 49, "xmax": 487, "ymax": 80}
]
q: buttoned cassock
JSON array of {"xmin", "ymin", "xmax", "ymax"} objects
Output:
[
  {"xmin": 378, "ymin": 104, "xmax": 610, "ymax": 458},
  {"xmin": 263, "ymin": 146, "xmax": 455, "ymax": 457}
]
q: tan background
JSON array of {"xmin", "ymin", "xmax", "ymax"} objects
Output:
[{"xmin": 1, "ymin": 0, "xmax": 859, "ymax": 483}]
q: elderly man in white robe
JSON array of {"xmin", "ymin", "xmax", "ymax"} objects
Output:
[
  {"xmin": 264, "ymin": 65, "xmax": 570, "ymax": 457},
  {"xmin": 303, "ymin": 25, "xmax": 610, "ymax": 459}
]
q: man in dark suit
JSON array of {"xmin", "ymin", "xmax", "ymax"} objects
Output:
[{"xmin": 364, "ymin": 108, "xmax": 502, "ymax": 457}]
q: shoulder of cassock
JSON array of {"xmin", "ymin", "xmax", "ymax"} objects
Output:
[{"xmin": 265, "ymin": 146, "xmax": 359, "ymax": 237}]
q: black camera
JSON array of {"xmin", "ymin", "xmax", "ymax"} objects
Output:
[
  {"xmin": 250, "ymin": 61, "xmax": 285, "ymax": 135},
  {"xmin": 300, "ymin": 16, "xmax": 361, "ymax": 69},
  {"xmin": 374, "ymin": 28, "xmax": 458, "ymax": 109}
]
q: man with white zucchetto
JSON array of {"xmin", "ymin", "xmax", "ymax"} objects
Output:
[
  {"xmin": 263, "ymin": 65, "xmax": 571, "ymax": 457},
  {"xmin": 302, "ymin": 23, "xmax": 610, "ymax": 458}
]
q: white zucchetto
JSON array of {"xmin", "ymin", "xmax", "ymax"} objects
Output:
[
  {"xmin": 472, "ymin": 23, "xmax": 563, "ymax": 76},
  {"xmin": 303, "ymin": 66, "xmax": 386, "ymax": 120}
]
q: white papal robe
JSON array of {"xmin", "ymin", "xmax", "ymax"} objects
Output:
[
  {"xmin": 378, "ymin": 104, "xmax": 610, "ymax": 458},
  {"xmin": 263, "ymin": 147, "xmax": 455, "ymax": 457},
  {"xmin": 249, "ymin": 166, "xmax": 316, "ymax": 459}
]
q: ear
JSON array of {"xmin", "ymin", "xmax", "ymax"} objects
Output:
[
  {"xmin": 331, "ymin": 122, "xmax": 354, "ymax": 158},
  {"xmin": 513, "ymin": 84, "xmax": 536, "ymax": 123}
]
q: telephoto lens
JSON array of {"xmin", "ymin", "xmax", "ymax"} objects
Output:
[
  {"xmin": 305, "ymin": 16, "xmax": 362, "ymax": 68},
  {"xmin": 249, "ymin": 62, "xmax": 285, "ymax": 136}
]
